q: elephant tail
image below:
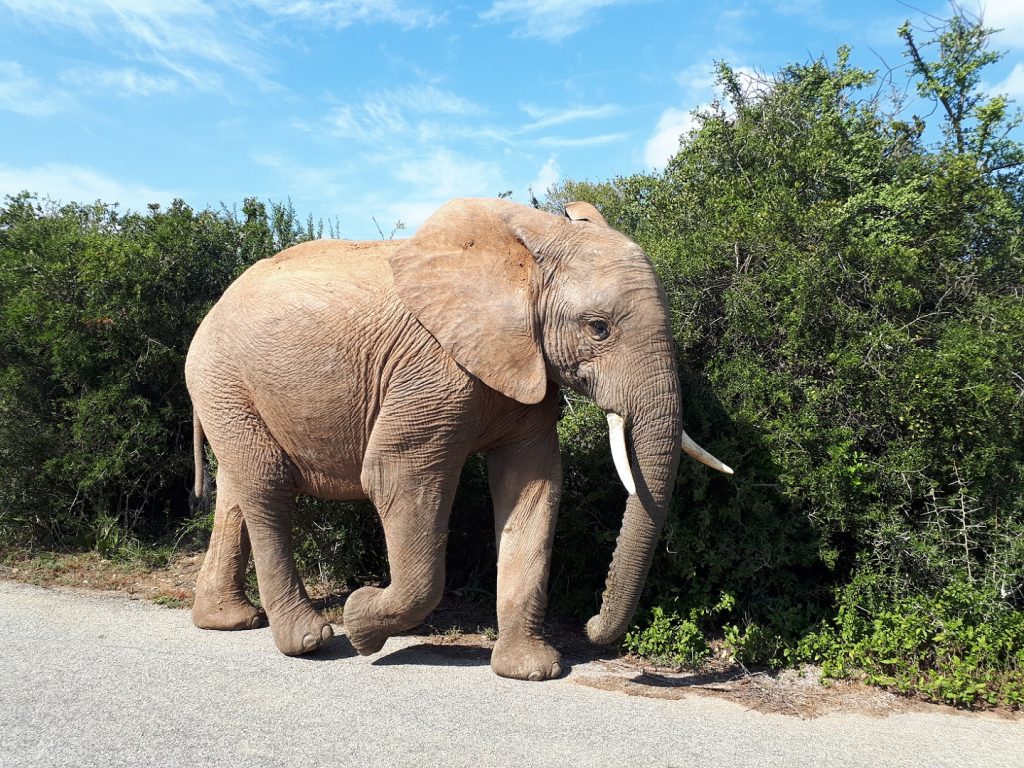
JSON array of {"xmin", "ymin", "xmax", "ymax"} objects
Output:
[{"xmin": 192, "ymin": 411, "xmax": 206, "ymax": 503}]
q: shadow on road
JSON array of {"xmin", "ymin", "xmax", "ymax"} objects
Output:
[
  {"xmin": 372, "ymin": 642, "xmax": 492, "ymax": 668},
  {"xmin": 372, "ymin": 642, "xmax": 578, "ymax": 678},
  {"xmin": 302, "ymin": 633, "xmax": 359, "ymax": 662}
]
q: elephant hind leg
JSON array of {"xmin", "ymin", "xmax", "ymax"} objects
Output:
[
  {"xmin": 241, "ymin": 479, "xmax": 334, "ymax": 657},
  {"xmin": 193, "ymin": 469, "xmax": 263, "ymax": 631}
]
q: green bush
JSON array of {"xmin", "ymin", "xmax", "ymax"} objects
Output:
[
  {"xmin": 724, "ymin": 622, "xmax": 784, "ymax": 667},
  {"xmin": 623, "ymin": 607, "xmax": 711, "ymax": 669},
  {"xmin": 794, "ymin": 574, "xmax": 1024, "ymax": 707},
  {"xmin": 623, "ymin": 593, "xmax": 735, "ymax": 668}
]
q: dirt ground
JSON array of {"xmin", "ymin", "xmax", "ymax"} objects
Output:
[{"xmin": 2, "ymin": 549, "xmax": 1019, "ymax": 722}]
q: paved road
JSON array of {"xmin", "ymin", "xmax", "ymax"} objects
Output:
[{"xmin": 1, "ymin": 580, "xmax": 1021, "ymax": 768}]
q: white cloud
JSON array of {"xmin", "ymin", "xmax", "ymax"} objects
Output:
[
  {"xmin": 519, "ymin": 103, "xmax": 620, "ymax": 130},
  {"xmin": 481, "ymin": 0, "xmax": 634, "ymax": 42},
  {"xmin": 395, "ymin": 148, "xmax": 503, "ymax": 199},
  {"xmin": 60, "ymin": 66, "xmax": 179, "ymax": 96},
  {"xmin": 774, "ymin": 0, "xmax": 823, "ymax": 14},
  {"xmin": 0, "ymin": 61, "xmax": 72, "ymax": 115},
  {"xmin": 643, "ymin": 106, "xmax": 699, "ymax": 168},
  {"xmin": 252, "ymin": 152, "xmax": 347, "ymax": 200},
  {"xmin": 676, "ymin": 60, "xmax": 759, "ymax": 102},
  {"xmin": 991, "ymin": 61, "xmax": 1024, "ymax": 99},
  {"xmin": 345, "ymin": 142, "xmax": 522, "ymax": 231},
  {"xmin": 0, "ymin": 163, "xmax": 176, "ymax": 212},
  {"xmin": 380, "ymin": 199, "xmax": 437, "ymax": 233},
  {"xmin": 535, "ymin": 132, "xmax": 628, "ymax": 148},
  {"xmin": 254, "ymin": 0, "xmax": 440, "ymax": 29},
  {"xmin": 979, "ymin": 0, "xmax": 1024, "ymax": 48},
  {"xmin": 674, "ymin": 62, "xmax": 718, "ymax": 97},
  {"xmin": 528, "ymin": 156, "xmax": 560, "ymax": 197},
  {"xmin": 643, "ymin": 61, "xmax": 758, "ymax": 169}
]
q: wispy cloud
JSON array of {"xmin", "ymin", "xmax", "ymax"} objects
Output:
[
  {"xmin": 251, "ymin": 152, "xmax": 348, "ymax": 200},
  {"xmin": 535, "ymin": 132, "xmax": 627, "ymax": 148},
  {"xmin": 1, "ymin": 0, "xmax": 270, "ymax": 90},
  {"xmin": 297, "ymin": 86, "xmax": 513, "ymax": 228},
  {"xmin": 0, "ymin": 61, "xmax": 72, "ymax": 116},
  {"xmin": 0, "ymin": 162, "xmax": 176, "ymax": 211},
  {"xmin": 674, "ymin": 62, "xmax": 719, "ymax": 97},
  {"xmin": 322, "ymin": 84, "xmax": 485, "ymax": 143},
  {"xmin": 519, "ymin": 102, "xmax": 620, "ymax": 130},
  {"xmin": 60, "ymin": 66, "xmax": 179, "ymax": 97},
  {"xmin": 770, "ymin": 0, "xmax": 849, "ymax": 32},
  {"xmin": 0, "ymin": 0, "xmax": 442, "ymax": 97},
  {"xmin": 389, "ymin": 84, "xmax": 485, "ymax": 116},
  {"xmin": 253, "ymin": 0, "xmax": 441, "ymax": 30},
  {"xmin": 480, "ymin": 0, "xmax": 635, "ymax": 42}
]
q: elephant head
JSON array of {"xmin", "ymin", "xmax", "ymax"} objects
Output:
[{"xmin": 389, "ymin": 198, "xmax": 732, "ymax": 644}]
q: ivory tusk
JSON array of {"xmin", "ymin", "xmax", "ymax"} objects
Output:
[
  {"xmin": 606, "ymin": 413, "xmax": 637, "ymax": 495},
  {"xmin": 681, "ymin": 430, "xmax": 734, "ymax": 474}
]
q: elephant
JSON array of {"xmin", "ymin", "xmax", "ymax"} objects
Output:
[{"xmin": 185, "ymin": 197, "xmax": 732, "ymax": 681}]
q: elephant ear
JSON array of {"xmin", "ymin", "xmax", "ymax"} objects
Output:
[
  {"xmin": 564, "ymin": 201, "xmax": 609, "ymax": 227},
  {"xmin": 388, "ymin": 199, "xmax": 548, "ymax": 405}
]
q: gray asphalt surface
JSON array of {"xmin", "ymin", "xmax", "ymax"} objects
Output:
[{"xmin": 1, "ymin": 580, "xmax": 1021, "ymax": 768}]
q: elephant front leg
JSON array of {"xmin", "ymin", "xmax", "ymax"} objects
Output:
[
  {"xmin": 343, "ymin": 411, "xmax": 467, "ymax": 656},
  {"xmin": 487, "ymin": 426, "xmax": 563, "ymax": 681},
  {"xmin": 341, "ymin": 490, "xmax": 451, "ymax": 656}
]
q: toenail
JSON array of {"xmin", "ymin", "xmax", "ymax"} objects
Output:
[{"xmin": 528, "ymin": 671, "xmax": 542, "ymax": 681}]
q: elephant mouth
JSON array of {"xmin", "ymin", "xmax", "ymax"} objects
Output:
[{"xmin": 605, "ymin": 411, "xmax": 733, "ymax": 496}]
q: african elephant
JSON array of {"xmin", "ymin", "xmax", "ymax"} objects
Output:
[{"xmin": 185, "ymin": 197, "xmax": 731, "ymax": 681}]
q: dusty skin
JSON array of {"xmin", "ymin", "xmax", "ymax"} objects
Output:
[
  {"xmin": 5, "ymin": 553, "xmax": 1020, "ymax": 721},
  {"xmin": 185, "ymin": 198, "xmax": 732, "ymax": 680}
]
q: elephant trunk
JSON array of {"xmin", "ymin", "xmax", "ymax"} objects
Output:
[{"xmin": 586, "ymin": 362, "xmax": 682, "ymax": 645}]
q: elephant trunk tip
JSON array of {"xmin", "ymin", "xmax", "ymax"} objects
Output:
[{"xmin": 585, "ymin": 613, "xmax": 626, "ymax": 646}]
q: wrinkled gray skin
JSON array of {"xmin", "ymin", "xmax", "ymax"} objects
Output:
[{"xmin": 186, "ymin": 198, "xmax": 717, "ymax": 681}]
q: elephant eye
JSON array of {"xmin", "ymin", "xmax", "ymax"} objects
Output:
[{"xmin": 587, "ymin": 319, "xmax": 611, "ymax": 341}]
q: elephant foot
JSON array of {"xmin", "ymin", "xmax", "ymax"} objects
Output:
[
  {"xmin": 270, "ymin": 604, "xmax": 334, "ymax": 656},
  {"xmin": 342, "ymin": 586, "xmax": 391, "ymax": 655},
  {"xmin": 490, "ymin": 634, "xmax": 562, "ymax": 681},
  {"xmin": 192, "ymin": 589, "xmax": 264, "ymax": 631}
]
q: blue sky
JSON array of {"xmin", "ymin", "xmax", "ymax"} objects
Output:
[{"xmin": 1, "ymin": 1, "xmax": 1022, "ymax": 239}]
